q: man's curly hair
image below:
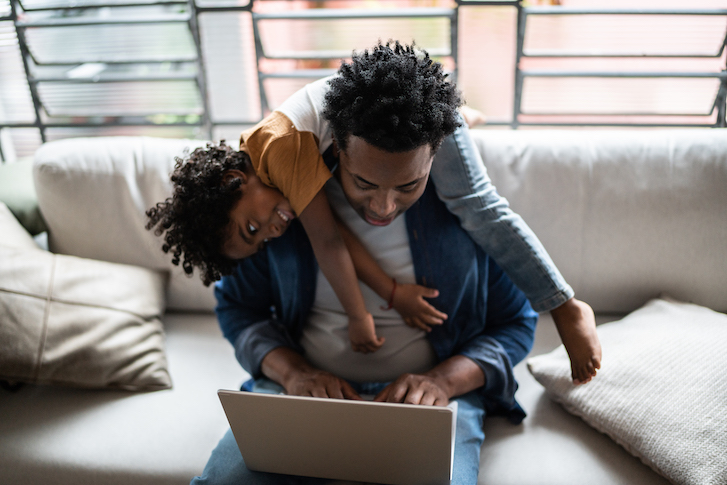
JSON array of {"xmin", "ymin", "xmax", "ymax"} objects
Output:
[
  {"xmin": 323, "ymin": 40, "xmax": 462, "ymax": 154},
  {"xmin": 146, "ymin": 141, "xmax": 251, "ymax": 286}
]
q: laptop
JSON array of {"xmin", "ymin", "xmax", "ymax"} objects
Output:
[{"xmin": 218, "ymin": 390, "xmax": 458, "ymax": 485}]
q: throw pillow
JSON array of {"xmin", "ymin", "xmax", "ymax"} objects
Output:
[
  {"xmin": 0, "ymin": 158, "xmax": 47, "ymax": 235},
  {"xmin": 0, "ymin": 206, "xmax": 171, "ymax": 391},
  {"xmin": 527, "ymin": 298, "xmax": 727, "ymax": 485},
  {"xmin": 0, "ymin": 202, "xmax": 38, "ymax": 250}
]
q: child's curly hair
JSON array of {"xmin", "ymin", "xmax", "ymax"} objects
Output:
[
  {"xmin": 323, "ymin": 40, "xmax": 462, "ymax": 154},
  {"xmin": 146, "ymin": 141, "xmax": 251, "ymax": 286}
]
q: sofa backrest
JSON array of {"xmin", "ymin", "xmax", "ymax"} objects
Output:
[
  {"xmin": 470, "ymin": 128, "xmax": 727, "ymax": 313},
  {"xmin": 33, "ymin": 130, "xmax": 727, "ymax": 315},
  {"xmin": 33, "ymin": 136, "xmax": 216, "ymax": 312}
]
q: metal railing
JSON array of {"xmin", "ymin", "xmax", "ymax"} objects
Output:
[
  {"xmin": 1, "ymin": 0, "xmax": 726, "ymax": 161},
  {"xmin": 512, "ymin": 6, "xmax": 727, "ymax": 128}
]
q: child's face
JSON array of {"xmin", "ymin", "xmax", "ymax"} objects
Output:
[{"xmin": 221, "ymin": 170, "xmax": 295, "ymax": 260}]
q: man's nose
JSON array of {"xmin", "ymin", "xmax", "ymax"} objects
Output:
[{"xmin": 369, "ymin": 191, "xmax": 396, "ymax": 218}]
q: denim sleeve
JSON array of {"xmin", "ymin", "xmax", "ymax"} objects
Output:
[
  {"xmin": 457, "ymin": 257, "xmax": 538, "ymax": 418},
  {"xmin": 214, "ymin": 257, "xmax": 300, "ymax": 379},
  {"xmin": 430, "ymin": 123, "xmax": 574, "ymax": 312}
]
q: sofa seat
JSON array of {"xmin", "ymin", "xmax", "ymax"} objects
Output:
[
  {"xmin": 0, "ymin": 311, "xmax": 672, "ymax": 485},
  {"xmin": 0, "ymin": 312, "xmax": 248, "ymax": 485}
]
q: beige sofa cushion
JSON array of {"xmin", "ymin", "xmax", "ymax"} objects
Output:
[
  {"xmin": 33, "ymin": 136, "xmax": 215, "ymax": 312},
  {"xmin": 527, "ymin": 298, "xmax": 727, "ymax": 485},
  {"xmin": 0, "ymin": 203, "xmax": 171, "ymax": 391},
  {"xmin": 471, "ymin": 128, "xmax": 727, "ymax": 313}
]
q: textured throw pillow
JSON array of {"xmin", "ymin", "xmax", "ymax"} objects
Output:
[
  {"xmin": 527, "ymin": 298, "xmax": 727, "ymax": 485},
  {"xmin": 0, "ymin": 203, "xmax": 171, "ymax": 391}
]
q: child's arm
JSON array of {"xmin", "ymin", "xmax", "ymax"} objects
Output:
[
  {"xmin": 298, "ymin": 189, "xmax": 383, "ymax": 353},
  {"xmin": 335, "ymin": 217, "xmax": 448, "ymax": 332}
]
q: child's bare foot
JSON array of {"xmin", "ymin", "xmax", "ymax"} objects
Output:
[
  {"xmin": 550, "ymin": 298, "xmax": 602, "ymax": 385},
  {"xmin": 349, "ymin": 313, "xmax": 385, "ymax": 354},
  {"xmin": 460, "ymin": 105, "xmax": 487, "ymax": 128}
]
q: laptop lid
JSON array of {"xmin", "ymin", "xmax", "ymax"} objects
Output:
[{"xmin": 218, "ymin": 390, "xmax": 457, "ymax": 485}]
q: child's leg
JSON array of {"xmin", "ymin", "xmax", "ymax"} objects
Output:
[
  {"xmin": 430, "ymin": 123, "xmax": 601, "ymax": 383},
  {"xmin": 551, "ymin": 298, "xmax": 602, "ymax": 384}
]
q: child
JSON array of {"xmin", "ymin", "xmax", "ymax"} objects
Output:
[{"xmin": 146, "ymin": 142, "xmax": 447, "ymax": 352}]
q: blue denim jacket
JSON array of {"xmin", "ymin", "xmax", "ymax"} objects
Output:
[{"xmin": 215, "ymin": 178, "xmax": 538, "ymax": 423}]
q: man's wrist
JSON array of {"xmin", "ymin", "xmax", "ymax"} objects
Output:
[
  {"xmin": 424, "ymin": 355, "xmax": 486, "ymax": 399},
  {"xmin": 261, "ymin": 347, "xmax": 312, "ymax": 391}
]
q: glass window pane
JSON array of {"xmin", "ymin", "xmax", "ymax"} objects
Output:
[
  {"xmin": 37, "ymin": 80, "xmax": 202, "ymax": 117},
  {"xmin": 200, "ymin": 11, "xmax": 261, "ymax": 123},
  {"xmin": 524, "ymin": 14, "xmax": 727, "ymax": 57},
  {"xmin": 0, "ymin": 22, "xmax": 36, "ymax": 124},
  {"xmin": 1, "ymin": 128, "xmax": 42, "ymax": 160},
  {"xmin": 25, "ymin": 23, "xmax": 196, "ymax": 64},
  {"xmin": 257, "ymin": 17, "xmax": 451, "ymax": 59},
  {"xmin": 521, "ymin": 77, "xmax": 721, "ymax": 116}
]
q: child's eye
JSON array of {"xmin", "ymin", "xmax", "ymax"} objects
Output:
[{"xmin": 247, "ymin": 223, "xmax": 258, "ymax": 235}]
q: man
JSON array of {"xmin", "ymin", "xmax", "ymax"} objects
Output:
[{"xmin": 190, "ymin": 42, "xmax": 544, "ymax": 485}]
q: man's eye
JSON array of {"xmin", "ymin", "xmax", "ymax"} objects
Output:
[{"xmin": 247, "ymin": 223, "xmax": 258, "ymax": 235}]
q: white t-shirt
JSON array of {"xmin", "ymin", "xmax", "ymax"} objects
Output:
[{"xmin": 300, "ymin": 179, "xmax": 438, "ymax": 383}]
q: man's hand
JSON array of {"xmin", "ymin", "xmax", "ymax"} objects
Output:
[
  {"xmin": 286, "ymin": 367, "xmax": 363, "ymax": 400},
  {"xmin": 261, "ymin": 347, "xmax": 362, "ymax": 400},
  {"xmin": 374, "ymin": 373, "xmax": 450, "ymax": 406},
  {"xmin": 373, "ymin": 355, "xmax": 486, "ymax": 407}
]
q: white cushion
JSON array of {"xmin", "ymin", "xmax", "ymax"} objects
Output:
[
  {"xmin": 527, "ymin": 298, "xmax": 727, "ymax": 485},
  {"xmin": 0, "ymin": 202, "xmax": 171, "ymax": 391},
  {"xmin": 0, "ymin": 202, "xmax": 39, "ymax": 250},
  {"xmin": 471, "ymin": 128, "xmax": 727, "ymax": 313},
  {"xmin": 33, "ymin": 136, "xmax": 216, "ymax": 312}
]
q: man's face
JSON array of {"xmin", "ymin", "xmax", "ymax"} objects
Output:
[{"xmin": 336, "ymin": 135, "xmax": 434, "ymax": 227}]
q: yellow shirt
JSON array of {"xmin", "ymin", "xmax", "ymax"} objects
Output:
[{"xmin": 240, "ymin": 110, "xmax": 332, "ymax": 217}]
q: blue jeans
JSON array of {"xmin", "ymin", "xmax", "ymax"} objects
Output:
[
  {"xmin": 430, "ymin": 123, "xmax": 573, "ymax": 312},
  {"xmin": 191, "ymin": 380, "xmax": 486, "ymax": 485}
]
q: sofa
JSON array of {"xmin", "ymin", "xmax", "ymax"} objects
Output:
[{"xmin": 1, "ymin": 128, "xmax": 725, "ymax": 485}]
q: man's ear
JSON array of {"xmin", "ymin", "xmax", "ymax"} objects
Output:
[
  {"xmin": 331, "ymin": 137, "xmax": 339, "ymax": 158},
  {"xmin": 222, "ymin": 169, "xmax": 247, "ymax": 186}
]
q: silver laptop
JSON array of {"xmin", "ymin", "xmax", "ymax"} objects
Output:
[{"xmin": 218, "ymin": 390, "xmax": 458, "ymax": 485}]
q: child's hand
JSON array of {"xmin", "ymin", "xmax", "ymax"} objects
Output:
[
  {"xmin": 348, "ymin": 313, "xmax": 384, "ymax": 354},
  {"xmin": 393, "ymin": 284, "xmax": 448, "ymax": 333}
]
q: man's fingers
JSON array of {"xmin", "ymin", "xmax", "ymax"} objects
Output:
[
  {"xmin": 326, "ymin": 383, "xmax": 345, "ymax": 400},
  {"xmin": 309, "ymin": 387, "xmax": 329, "ymax": 399},
  {"xmin": 420, "ymin": 392, "xmax": 437, "ymax": 406},
  {"xmin": 373, "ymin": 386, "xmax": 390, "ymax": 402},
  {"xmin": 342, "ymin": 382, "xmax": 363, "ymax": 401},
  {"xmin": 403, "ymin": 388, "xmax": 424, "ymax": 405},
  {"xmin": 387, "ymin": 383, "xmax": 410, "ymax": 403}
]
